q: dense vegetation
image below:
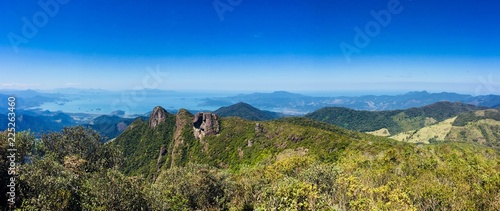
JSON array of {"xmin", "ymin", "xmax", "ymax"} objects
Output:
[
  {"xmin": 2, "ymin": 107, "xmax": 500, "ymax": 210},
  {"xmin": 306, "ymin": 101, "xmax": 484, "ymax": 134},
  {"xmin": 214, "ymin": 102, "xmax": 282, "ymax": 121},
  {"xmin": 110, "ymin": 114, "xmax": 176, "ymax": 179},
  {"xmin": 0, "ymin": 127, "xmax": 145, "ymax": 210}
]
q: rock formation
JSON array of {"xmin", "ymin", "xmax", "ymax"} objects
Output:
[
  {"xmin": 149, "ymin": 106, "xmax": 168, "ymax": 129},
  {"xmin": 170, "ymin": 109, "xmax": 192, "ymax": 167},
  {"xmin": 193, "ymin": 112, "xmax": 220, "ymax": 140}
]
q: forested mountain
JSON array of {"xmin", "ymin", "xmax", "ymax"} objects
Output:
[
  {"xmin": 305, "ymin": 101, "xmax": 485, "ymax": 134},
  {"xmin": 214, "ymin": 102, "xmax": 282, "ymax": 121}
]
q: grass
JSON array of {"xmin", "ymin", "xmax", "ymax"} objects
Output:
[
  {"xmin": 390, "ymin": 117, "xmax": 456, "ymax": 143},
  {"xmin": 366, "ymin": 128, "xmax": 391, "ymax": 137}
]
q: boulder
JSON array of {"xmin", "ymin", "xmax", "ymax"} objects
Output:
[{"xmin": 193, "ymin": 112, "xmax": 220, "ymax": 140}]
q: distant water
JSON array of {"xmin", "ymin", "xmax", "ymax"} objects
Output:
[{"xmin": 36, "ymin": 91, "xmax": 227, "ymax": 116}]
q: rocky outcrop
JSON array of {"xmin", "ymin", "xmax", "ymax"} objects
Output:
[
  {"xmin": 170, "ymin": 109, "xmax": 193, "ymax": 167},
  {"xmin": 156, "ymin": 145, "xmax": 166, "ymax": 170},
  {"xmin": 193, "ymin": 112, "xmax": 220, "ymax": 140},
  {"xmin": 149, "ymin": 106, "xmax": 168, "ymax": 129}
]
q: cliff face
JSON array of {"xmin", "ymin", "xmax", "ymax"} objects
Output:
[
  {"xmin": 193, "ymin": 112, "xmax": 220, "ymax": 140},
  {"xmin": 149, "ymin": 106, "xmax": 168, "ymax": 129}
]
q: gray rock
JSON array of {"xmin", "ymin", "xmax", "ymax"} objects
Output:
[{"xmin": 193, "ymin": 112, "xmax": 220, "ymax": 140}]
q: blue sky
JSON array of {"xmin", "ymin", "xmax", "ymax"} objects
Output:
[{"xmin": 1, "ymin": 0, "xmax": 499, "ymax": 95}]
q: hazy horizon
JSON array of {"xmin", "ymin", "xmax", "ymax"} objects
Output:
[{"xmin": 0, "ymin": 87, "xmax": 493, "ymax": 97}]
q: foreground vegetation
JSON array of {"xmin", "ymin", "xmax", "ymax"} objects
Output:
[{"xmin": 1, "ymin": 115, "xmax": 500, "ymax": 210}]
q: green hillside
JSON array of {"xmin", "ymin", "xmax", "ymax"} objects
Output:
[
  {"xmin": 390, "ymin": 117, "xmax": 457, "ymax": 144},
  {"xmin": 109, "ymin": 108, "xmax": 176, "ymax": 179},
  {"xmin": 446, "ymin": 109, "xmax": 500, "ymax": 149},
  {"xmin": 213, "ymin": 102, "xmax": 282, "ymax": 121},
  {"xmin": 306, "ymin": 101, "xmax": 484, "ymax": 134}
]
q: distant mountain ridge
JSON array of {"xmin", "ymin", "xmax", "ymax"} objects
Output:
[
  {"xmin": 84, "ymin": 115, "xmax": 140, "ymax": 141},
  {"xmin": 4, "ymin": 111, "xmax": 77, "ymax": 134},
  {"xmin": 3, "ymin": 89, "xmax": 500, "ymax": 115},
  {"xmin": 201, "ymin": 91, "xmax": 500, "ymax": 114},
  {"xmin": 213, "ymin": 102, "xmax": 282, "ymax": 121},
  {"xmin": 0, "ymin": 90, "xmax": 66, "ymax": 112}
]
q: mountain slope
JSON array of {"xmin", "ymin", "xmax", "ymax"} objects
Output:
[
  {"xmin": 214, "ymin": 102, "xmax": 282, "ymax": 121},
  {"xmin": 84, "ymin": 115, "xmax": 139, "ymax": 140},
  {"xmin": 445, "ymin": 109, "xmax": 500, "ymax": 149},
  {"xmin": 390, "ymin": 117, "xmax": 457, "ymax": 143},
  {"xmin": 110, "ymin": 107, "xmax": 176, "ymax": 178},
  {"xmin": 305, "ymin": 101, "xmax": 485, "ymax": 134},
  {"xmin": 13, "ymin": 112, "xmax": 76, "ymax": 133}
]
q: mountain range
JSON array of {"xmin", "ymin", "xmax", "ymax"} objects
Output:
[
  {"xmin": 200, "ymin": 91, "xmax": 500, "ymax": 114},
  {"xmin": 2, "ymin": 89, "xmax": 500, "ymax": 142}
]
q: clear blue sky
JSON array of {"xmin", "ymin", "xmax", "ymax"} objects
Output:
[{"xmin": 1, "ymin": 0, "xmax": 499, "ymax": 95}]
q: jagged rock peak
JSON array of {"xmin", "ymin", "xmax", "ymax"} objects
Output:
[
  {"xmin": 149, "ymin": 106, "xmax": 168, "ymax": 129},
  {"xmin": 193, "ymin": 112, "xmax": 220, "ymax": 140}
]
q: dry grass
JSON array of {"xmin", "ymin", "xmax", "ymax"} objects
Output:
[
  {"xmin": 366, "ymin": 128, "xmax": 391, "ymax": 137},
  {"xmin": 389, "ymin": 117, "xmax": 457, "ymax": 144}
]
